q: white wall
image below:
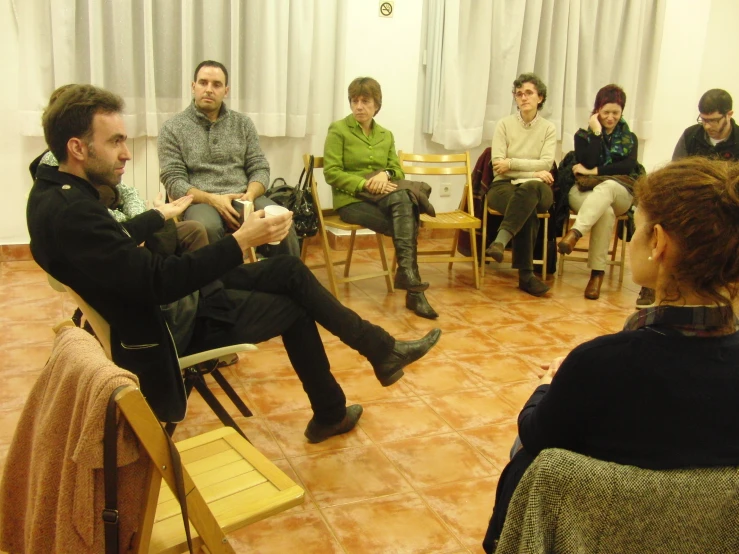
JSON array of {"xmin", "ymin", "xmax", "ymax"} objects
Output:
[{"xmin": 3, "ymin": 0, "xmax": 738, "ymax": 245}]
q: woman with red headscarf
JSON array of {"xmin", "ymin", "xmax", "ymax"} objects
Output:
[{"xmin": 557, "ymin": 84, "xmax": 644, "ymax": 300}]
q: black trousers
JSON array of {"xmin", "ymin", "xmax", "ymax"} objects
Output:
[
  {"xmin": 186, "ymin": 256, "xmax": 394, "ymax": 425},
  {"xmin": 336, "ymin": 189, "xmax": 415, "ymax": 236},
  {"xmin": 482, "ymin": 447, "xmax": 536, "ymax": 553}
]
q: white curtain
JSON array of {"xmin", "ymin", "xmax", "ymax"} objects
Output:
[
  {"xmin": 13, "ymin": 0, "xmax": 342, "ymax": 138},
  {"xmin": 428, "ymin": 0, "xmax": 666, "ymax": 152}
]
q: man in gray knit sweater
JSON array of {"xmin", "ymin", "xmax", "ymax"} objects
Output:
[{"xmin": 158, "ymin": 60, "xmax": 299, "ymax": 256}]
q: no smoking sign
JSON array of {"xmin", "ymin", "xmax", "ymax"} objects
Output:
[{"xmin": 379, "ymin": 1, "xmax": 394, "ymax": 18}]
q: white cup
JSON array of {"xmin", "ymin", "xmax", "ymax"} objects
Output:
[{"xmin": 263, "ymin": 204, "xmax": 290, "ymax": 245}]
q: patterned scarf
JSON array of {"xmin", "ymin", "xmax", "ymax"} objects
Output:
[{"xmin": 575, "ymin": 118, "xmax": 635, "ymax": 167}]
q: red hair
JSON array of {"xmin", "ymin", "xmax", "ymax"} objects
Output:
[{"xmin": 592, "ymin": 84, "xmax": 626, "ymax": 114}]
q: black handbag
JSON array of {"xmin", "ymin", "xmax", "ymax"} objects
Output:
[{"xmin": 264, "ymin": 157, "xmax": 319, "ymax": 238}]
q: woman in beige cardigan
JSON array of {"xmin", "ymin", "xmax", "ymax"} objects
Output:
[{"xmin": 485, "ymin": 73, "xmax": 556, "ymax": 297}]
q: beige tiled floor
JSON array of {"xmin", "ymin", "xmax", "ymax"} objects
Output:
[{"xmin": 0, "ymin": 238, "xmax": 639, "ymax": 553}]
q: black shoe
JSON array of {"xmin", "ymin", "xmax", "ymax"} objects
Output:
[
  {"xmin": 394, "ymin": 268, "xmax": 429, "ymax": 292},
  {"xmin": 485, "ymin": 242, "xmax": 505, "ymax": 263},
  {"xmin": 304, "ymin": 405, "xmax": 363, "ymax": 444},
  {"xmin": 406, "ymin": 291, "xmax": 439, "ymax": 319},
  {"xmin": 518, "ymin": 275, "xmax": 550, "ymax": 297},
  {"xmin": 372, "ymin": 328, "xmax": 442, "ymax": 386},
  {"xmin": 636, "ymin": 287, "xmax": 656, "ymax": 307}
]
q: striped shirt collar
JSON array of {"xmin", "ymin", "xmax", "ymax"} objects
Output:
[
  {"xmin": 624, "ymin": 305, "xmax": 739, "ymax": 337},
  {"xmin": 516, "ymin": 110, "xmax": 541, "ymax": 128}
]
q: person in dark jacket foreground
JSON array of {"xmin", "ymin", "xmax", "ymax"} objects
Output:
[{"xmin": 483, "ymin": 156, "xmax": 739, "ymax": 551}]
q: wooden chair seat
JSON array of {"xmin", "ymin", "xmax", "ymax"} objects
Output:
[
  {"xmin": 146, "ymin": 425, "xmax": 304, "ymax": 553},
  {"xmin": 420, "ymin": 210, "xmax": 480, "ymax": 229}
]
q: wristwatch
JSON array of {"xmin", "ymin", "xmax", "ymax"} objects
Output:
[
  {"xmin": 593, "ymin": 130, "xmax": 602, "ymax": 137},
  {"xmin": 385, "ymin": 170, "xmax": 393, "ymax": 179}
]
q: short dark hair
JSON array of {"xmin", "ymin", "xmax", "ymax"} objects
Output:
[
  {"xmin": 512, "ymin": 73, "xmax": 547, "ymax": 111},
  {"xmin": 193, "ymin": 60, "xmax": 229, "ymax": 86},
  {"xmin": 592, "ymin": 84, "xmax": 627, "ymax": 114},
  {"xmin": 348, "ymin": 77, "xmax": 382, "ymax": 115},
  {"xmin": 698, "ymin": 89, "xmax": 732, "ymax": 115},
  {"xmin": 42, "ymin": 84, "xmax": 124, "ymax": 163}
]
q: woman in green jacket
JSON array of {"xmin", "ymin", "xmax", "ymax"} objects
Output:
[{"xmin": 323, "ymin": 77, "xmax": 437, "ymax": 319}]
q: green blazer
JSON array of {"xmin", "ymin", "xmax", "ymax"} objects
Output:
[{"xmin": 323, "ymin": 114, "xmax": 405, "ymax": 210}]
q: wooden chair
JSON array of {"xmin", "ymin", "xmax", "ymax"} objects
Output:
[
  {"xmin": 117, "ymin": 383, "xmax": 304, "ymax": 553},
  {"xmin": 480, "ymin": 197, "xmax": 551, "ymax": 280},
  {"xmin": 300, "ymin": 154, "xmax": 394, "ymax": 298},
  {"xmin": 47, "ymin": 275, "xmax": 257, "ymax": 437},
  {"xmin": 557, "ymin": 211, "xmax": 629, "ymax": 284},
  {"xmin": 397, "ymin": 151, "xmax": 481, "ymax": 289}
]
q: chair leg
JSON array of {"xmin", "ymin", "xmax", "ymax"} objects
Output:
[
  {"xmin": 557, "ymin": 219, "xmax": 567, "ymax": 277},
  {"xmin": 185, "ymin": 368, "xmax": 249, "ymax": 441},
  {"xmin": 448, "ymin": 230, "xmax": 460, "ymax": 272},
  {"xmin": 480, "ymin": 201, "xmax": 488, "ymax": 279},
  {"xmin": 344, "ymin": 230, "xmax": 357, "ymax": 278},
  {"xmin": 319, "ymin": 222, "xmax": 339, "ymax": 298},
  {"xmin": 611, "ymin": 225, "xmax": 619, "ymax": 261},
  {"xmin": 300, "ymin": 236, "xmax": 309, "ymax": 263},
  {"xmin": 618, "ymin": 221, "xmax": 627, "ymax": 284},
  {"xmin": 376, "ymin": 233, "xmax": 395, "ymax": 293},
  {"xmin": 541, "ymin": 217, "xmax": 548, "ymax": 281},
  {"xmin": 469, "ymin": 228, "xmax": 480, "ymax": 289},
  {"xmin": 211, "ymin": 368, "xmax": 253, "ymax": 417}
]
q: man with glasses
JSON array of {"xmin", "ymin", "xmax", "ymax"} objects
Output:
[
  {"xmin": 637, "ymin": 88, "xmax": 739, "ymax": 308},
  {"xmin": 673, "ymin": 89, "xmax": 739, "ymax": 161}
]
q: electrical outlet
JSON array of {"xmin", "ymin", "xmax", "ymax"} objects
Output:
[{"xmin": 440, "ymin": 184, "xmax": 451, "ymax": 197}]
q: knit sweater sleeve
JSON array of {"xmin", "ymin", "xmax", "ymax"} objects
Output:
[
  {"xmin": 116, "ymin": 184, "xmax": 147, "ymax": 219},
  {"xmin": 158, "ymin": 121, "xmax": 192, "ymax": 200},
  {"xmin": 241, "ymin": 116, "xmax": 270, "ymax": 188}
]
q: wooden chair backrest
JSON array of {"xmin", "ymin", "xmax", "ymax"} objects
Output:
[
  {"xmin": 47, "ymin": 274, "xmax": 113, "ymax": 359},
  {"xmin": 397, "ymin": 151, "xmax": 474, "ymax": 213}
]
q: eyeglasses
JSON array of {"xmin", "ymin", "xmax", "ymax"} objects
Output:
[
  {"xmin": 697, "ymin": 114, "xmax": 726, "ymax": 125},
  {"xmin": 514, "ymin": 90, "xmax": 537, "ymax": 99}
]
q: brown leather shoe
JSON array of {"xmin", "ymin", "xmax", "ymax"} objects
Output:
[
  {"xmin": 557, "ymin": 229, "xmax": 581, "ymax": 255},
  {"xmin": 584, "ymin": 273, "xmax": 604, "ymax": 300}
]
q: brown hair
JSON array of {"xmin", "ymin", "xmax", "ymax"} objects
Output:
[
  {"xmin": 512, "ymin": 73, "xmax": 547, "ymax": 111},
  {"xmin": 592, "ymin": 84, "xmax": 626, "ymax": 114},
  {"xmin": 698, "ymin": 89, "xmax": 732, "ymax": 115},
  {"xmin": 347, "ymin": 77, "xmax": 382, "ymax": 115},
  {"xmin": 634, "ymin": 157, "xmax": 739, "ymax": 320},
  {"xmin": 42, "ymin": 84, "xmax": 124, "ymax": 163}
]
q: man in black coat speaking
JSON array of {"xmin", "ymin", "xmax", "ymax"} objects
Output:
[{"xmin": 27, "ymin": 84, "xmax": 440, "ymax": 443}]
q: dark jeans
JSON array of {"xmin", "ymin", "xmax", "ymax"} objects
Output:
[
  {"xmin": 486, "ymin": 180, "xmax": 553, "ymax": 271},
  {"xmin": 335, "ymin": 189, "xmax": 415, "ymax": 236},
  {"xmin": 186, "ymin": 256, "xmax": 394, "ymax": 425}
]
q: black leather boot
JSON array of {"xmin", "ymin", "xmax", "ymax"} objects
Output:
[
  {"xmin": 390, "ymin": 198, "xmax": 428, "ymax": 292},
  {"xmin": 372, "ymin": 328, "xmax": 442, "ymax": 386},
  {"xmin": 406, "ymin": 291, "xmax": 439, "ymax": 319}
]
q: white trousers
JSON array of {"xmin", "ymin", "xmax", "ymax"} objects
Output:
[{"xmin": 568, "ymin": 180, "xmax": 633, "ymax": 270}]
